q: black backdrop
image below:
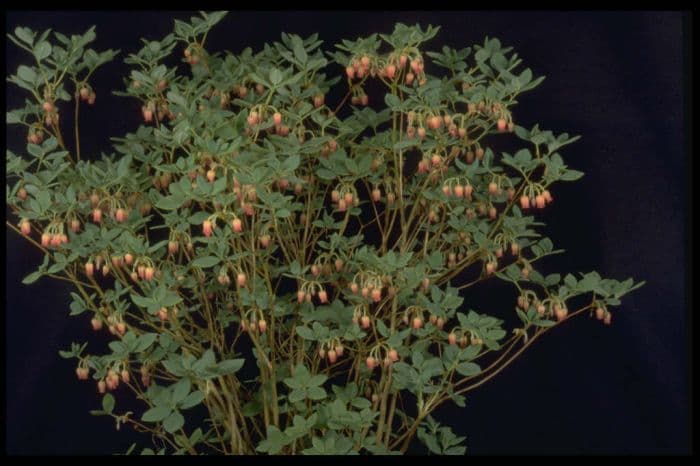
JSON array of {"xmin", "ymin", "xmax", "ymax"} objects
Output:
[{"xmin": 4, "ymin": 10, "xmax": 690, "ymax": 455}]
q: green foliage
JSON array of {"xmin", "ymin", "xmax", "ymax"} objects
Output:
[
  {"xmin": 6, "ymin": 11, "xmax": 643, "ymax": 455},
  {"xmin": 418, "ymin": 416, "xmax": 467, "ymax": 455}
]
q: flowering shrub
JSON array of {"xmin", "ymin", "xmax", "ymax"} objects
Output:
[{"xmin": 6, "ymin": 11, "xmax": 644, "ymax": 455}]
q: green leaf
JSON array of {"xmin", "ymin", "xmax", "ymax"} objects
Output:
[
  {"xmin": 187, "ymin": 212, "xmax": 209, "ymax": 225},
  {"xmin": 109, "ymin": 341, "xmax": 127, "ymax": 355},
  {"xmin": 191, "ymin": 256, "xmax": 219, "ymax": 268},
  {"xmin": 545, "ymin": 273, "xmax": 561, "ymax": 286},
  {"xmin": 36, "ymin": 190, "xmax": 51, "ymax": 211},
  {"xmin": 450, "ymin": 391, "xmax": 466, "ymax": 408},
  {"xmin": 212, "ymin": 176, "xmax": 227, "ymax": 195},
  {"xmin": 514, "ymin": 148, "xmax": 532, "ymax": 164},
  {"xmin": 166, "ymin": 91, "xmax": 187, "ymax": 108},
  {"xmin": 516, "ymin": 309, "xmax": 529, "ymax": 325},
  {"xmin": 426, "ymin": 251, "xmax": 443, "ymax": 270},
  {"xmin": 34, "ymin": 41, "xmax": 51, "ymax": 60},
  {"xmin": 444, "ymin": 446, "xmax": 467, "ymax": 455},
  {"xmin": 116, "ymin": 154, "xmax": 132, "ymax": 178},
  {"xmin": 533, "ymin": 319, "xmax": 556, "ymax": 328},
  {"xmin": 134, "ymin": 333, "xmax": 158, "ymax": 352},
  {"xmin": 172, "ymin": 378, "xmax": 191, "ymax": 403},
  {"xmin": 308, "ymin": 373, "xmax": 327, "ymax": 387},
  {"xmin": 130, "ymin": 293, "xmax": 151, "ymax": 309},
  {"xmin": 303, "ymin": 432, "xmax": 355, "ymax": 455},
  {"xmin": 456, "ymin": 362, "xmax": 481, "ymax": 377},
  {"xmin": 288, "ymin": 389, "xmax": 306, "ymax": 403},
  {"xmin": 269, "ymin": 68, "xmax": 283, "ymax": 86},
  {"xmin": 316, "ymin": 168, "xmax": 336, "ymax": 181},
  {"xmin": 22, "ymin": 270, "xmax": 43, "ymax": 284},
  {"xmin": 281, "ymin": 154, "xmax": 300, "ymax": 171},
  {"xmin": 417, "ymin": 428, "xmax": 442, "ymax": 454},
  {"xmin": 189, "ymin": 428, "xmax": 203, "ymax": 446},
  {"xmin": 276, "ymin": 208, "xmax": 291, "ymax": 218},
  {"xmin": 180, "ymin": 390, "xmax": 205, "ymax": 410},
  {"xmin": 102, "ymin": 393, "xmax": 115, "ymax": 413},
  {"xmin": 69, "ymin": 298, "xmax": 86, "ymax": 315},
  {"xmin": 14, "ymin": 27, "xmax": 35, "ymax": 45},
  {"xmin": 376, "ymin": 319, "xmax": 389, "ymax": 337},
  {"xmin": 17, "ymin": 65, "xmax": 36, "ymax": 84},
  {"xmin": 217, "ymin": 359, "xmax": 244, "ymax": 375},
  {"xmin": 163, "ymin": 411, "xmax": 185, "ymax": 433},
  {"xmin": 560, "ymin": 169, "xmax": 584, "ymax": 181},
  {"xmin": 142, "ymin": 406, "xmax": 172, "ymax": 423},
  {"xmin": 458, "ymin": 344, "xmax": 481, "ymax": 361},
  {"xmin": 295, "ymin": 325, "xmax": 315, "ymax": 341},
  {"xmin": 293, "ymin": 39, "xmax": 308, "ymax": 64},
  {"xmin": 161, "ymin": 291, "xmax": 183, "ymax": 307},
  {"xmin": 384, "ymin": 93, "xmax": 401, "ymax": 109},
  {"xmin": 285, "ymin": 414, "xmax": 316, "ymax": 440},
  {"xmin": 307, "ymin": 386, "xmax": 326, "ymax": 400},
  {"xmin": 351, "ymin": 397, "xmax": 371, "ymax": 410},
  {"xmin": 27, "ymin": 143, "xmax": 42, "ymax": 158},
  {"xmin": 256, "ymin": 425, "xmax": 288, "ymax": 454}
]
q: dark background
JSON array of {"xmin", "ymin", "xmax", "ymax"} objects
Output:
[{"xmin": 4, "ymin": 11, "xmax": 690, "ymax": 455}]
